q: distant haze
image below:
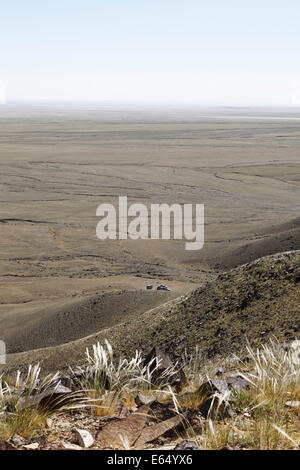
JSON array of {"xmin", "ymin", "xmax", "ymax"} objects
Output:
[{"xmin": 1, "ymin": 0, "xmax": 300, "ymax": 105}]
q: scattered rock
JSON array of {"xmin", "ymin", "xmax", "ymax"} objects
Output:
[
  {"xmin": 46, "ymin": 417, "xmax": 53, "ymax": 428},
  {"xmin": 17, "ymin": 383, "xmax": 73, "ymax": 411},
  {"xmin": 99, "ymin": 390, "xmax": 124, "ymax": 416},
  {"xmin": 134, "ymin": 415, "xmax": 182, "ymax": 449},
  {"xmin": 97, "ymin": 400, "xmax": 180, "ymax": 449},
  {"xmin": 96, "ymin": 404, "xmax": 151, "ymax": 449},
  {"xmin": 196, "ymin": 379, "xmax": 233, "ymax": 418},
  {"xmin": 200, "ymin": 396, "xmax": 234, "ymax": 419},
  {"xmin": 212, "ymin": 367, "xmax": 225, "ymax": 377},
  {"xmin": 36, "ymin": 434, "xmax": 48, "ymax": 448},
  {"xmin": 198, "ymin": 379, "xmax": 230, "ymax": 396},
  {"xmin": 10, "ymin": 435, "xmax": 26, "ymax": 447},
  {"xmin": 227, "ymin": 375, "xmax": 251, "ymax": 392},
  {"xmin": 129, "ymin": 406, "xmax": 138, "ymax": 413},
  {"xmin": 135, "ymin": 392, "xmax": 156, "ymax": 406},
  {"xmin": 157, "ymin": 284, "xmax": 170, "ymax": 291},
  {"xmin": 0, "ymin": 441, "xmax": 18, "ymax": 450},
  {"xmin": 143, "ymin": 347, "xmax": 186, "ymax": 390},
  {"xmin": 154, "ymin": 444, "xmax": 176, "ymax": 450},
  {"xmin": 73, "ymin": 428, "xmax": 94, "ymax": 449},
  {"xmin": 62, "ymin": 442, "xmax": 83, "ymax": 450},
  {"xmin": 23, "ymin": 442, "xmax": 39, "ymax": 450},
  {"xmin": 55, "ymin": 418, "xmax": 72, "ymax": 429},
  {"xmin": 148, "ymin": 401, "xmax": 177, "ymax": 421},
  {"xmin": 119, "ymin": 405, "xmax": 130, "ymax": 417},
  {"xmin": 174, "ymin": 440, "xmax": 200, "ymax": 450},
  {"xmin": 144, "ymin": 347, "xmax": 174, "ymax": 376},
  {"xmin": 38, "ymin": 383, "xmax": 73, "ymax": 410},
  {"xmin": 285, "ymin": 401, "xmax": 300, "ymax": 409},
  {"xmin": 58, "ymin": 376, "xmax": 76, "ymax": 391}
]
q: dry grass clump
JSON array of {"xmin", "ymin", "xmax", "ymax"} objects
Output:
[
  {"xmin": 230, "ymin": 339, "xmax": 300, "ymax": 450},
  {"xmin": 71, "ymin": 340, "xmax": 178, "ymax": 415},
  {"xmin": 0, "ymin": 364, "xmax": 86, "ymax": 439},
  {"xmin": 0, "ymin": 338, "xmax": 299, "ymax": 449},
  {"xmin": 176, "ymin": 339, "xmax": 300, "ymax": 450}
]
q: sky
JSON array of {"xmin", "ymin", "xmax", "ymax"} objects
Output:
[{"xmin": 1, "ymin": 0, "xmax": 300, "ymax": 105}]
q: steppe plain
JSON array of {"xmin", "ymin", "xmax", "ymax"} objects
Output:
[{"xmin": 0, "ymin": 105, "xmax": 299, "ymax": 369}]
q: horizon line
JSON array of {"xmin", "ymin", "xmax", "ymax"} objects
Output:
[{"xmin": 3, "ymin": 100, "xmax": 300, "ymax": 109}]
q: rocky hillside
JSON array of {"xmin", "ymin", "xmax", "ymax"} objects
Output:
[
  {"xmin": 157, "ymin": 250, "xmax": 300, "ymax": 359},
  {"xmin": 6, "ymin": 250, "xmax": 300, "ymax": 373}
]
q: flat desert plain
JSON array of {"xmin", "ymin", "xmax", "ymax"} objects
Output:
[{"xmin": 0, "ymin": 105, "xmax": 300, "ymax": 362}]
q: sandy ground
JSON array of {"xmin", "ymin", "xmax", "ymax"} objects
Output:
[{"xmin": 0, "ymin": 104, "xmax": 299, "ymax": 358}]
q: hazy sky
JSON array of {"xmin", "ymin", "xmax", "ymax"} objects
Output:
[{"xmin": 1, "ymin": 0, "xmax": 300, "ymax": 105}]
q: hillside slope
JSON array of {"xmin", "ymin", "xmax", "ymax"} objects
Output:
[
  {"xmin": 203, "ymin": 216, "xmax": 300, "ymax": 271},
  {"xmin": 6, "ymin": 251, "xmax": 300, "ymax": 373},
  {"xmin": 2, "ymin": 289, "xmax": 179, "ymax": 354}
]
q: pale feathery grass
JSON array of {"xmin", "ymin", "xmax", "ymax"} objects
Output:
[
  {"xmin": 0, "ymin": 338, "xmax": 299, "ymax": 448},
  {"xmin": 71, "ymin": 340, "xmax": 178, "ymax": 415},
  {"xmin": 229, "ymin": 339, "xmax": 300, "ymax": 449},
  {"xmin": 170, "ymin": 339, "xmax": 300, "ymax": 450},
  {"xmin": 181, "ymin": 345, "xmax": 238, "ymax": 392},
  {"xmin": 244, "ymin": 339, "xmax": 300, "ymax": 409},
  {"xmin": 0, "ymin": 364, "xmax": 88, "ymax": 439}
]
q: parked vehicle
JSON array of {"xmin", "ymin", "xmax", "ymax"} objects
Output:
[{"xmin": 157, "ymin": 284, "xmax": 170, "ymax": 291}]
